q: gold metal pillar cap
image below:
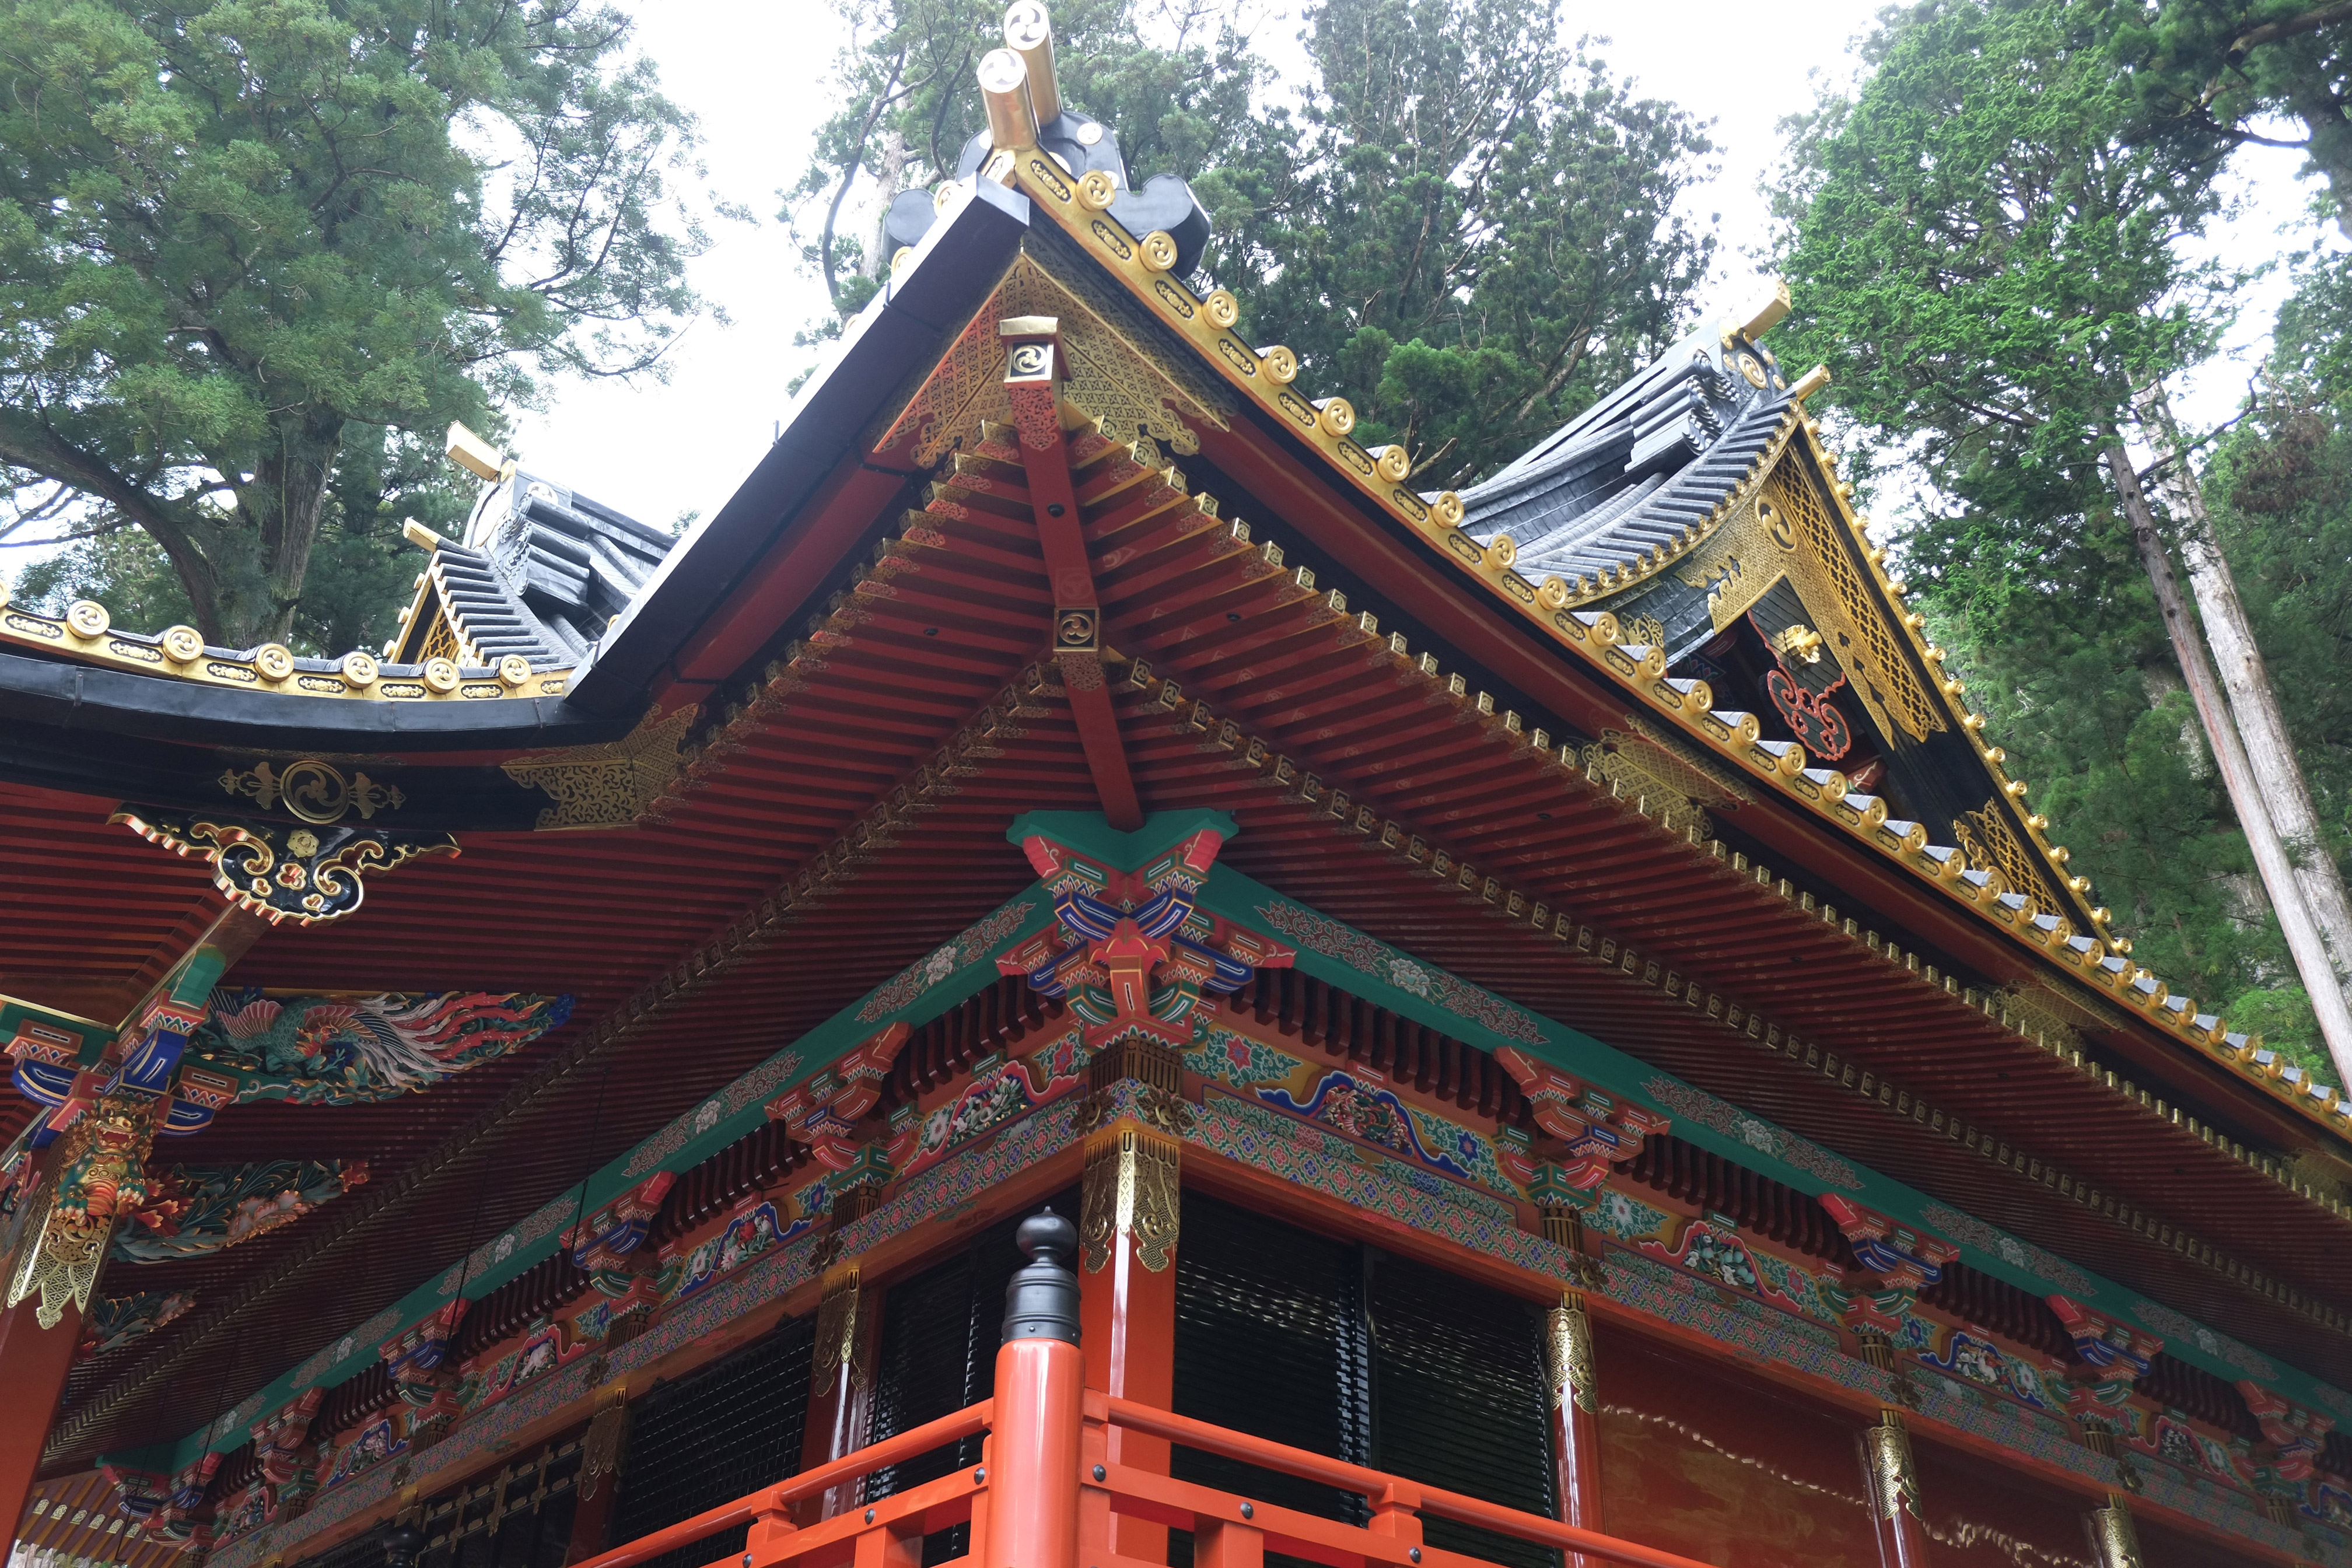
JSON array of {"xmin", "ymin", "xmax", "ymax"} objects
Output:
[
  {"xmin": 978, "ymin": 47, "xmax": 1040, "ymax": 152},
  {"xmin": 1003, "ymin": 1, "xmax": 1062, "ymax": 124}
]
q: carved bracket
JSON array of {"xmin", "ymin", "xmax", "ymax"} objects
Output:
[
  {"xmin": 1494, "ymin": 1046, "xmax": 1669, "ymax": 1191},
  {"xmin": 1000, "ymin": 822, "xmax": 1293, "ymax": 1046},
  {"xmin": 115, "ymin": 808, "xmax": 457, "ymax": 925},
  {"xmin": 764, "ymin": 1023, "xmax": 912, "ymax": 1168}
]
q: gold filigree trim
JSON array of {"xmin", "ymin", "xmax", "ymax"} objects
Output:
[
  {"xmin": 502, "ymin": 705, "xmax": 698, "ymax": 831},
  {"xmin": 1954, "ymin": 797, "xmax": 2067, "ymax": 920},
  {"xmin": 0, "ymin": 601, "xmax": 568, "ymax": 703},
  {"xmin": 872, "ymin": 251, "xmax": 1230, "ymax": 468},
  {"xmin": 1079, "ymin": 1124, "xmax": 1180, "ymax": 1273},
  {"xmin": 1679, "ymin": 457, "xmax": 1943, "ymax": 744},
  {"xmin": 1544, "ymin": 1297, "xmax": 1597, "ymax": 1414},
  {"xmin": 812, "ymin": 1265, "xmax": 872, "ymax": 1391}
]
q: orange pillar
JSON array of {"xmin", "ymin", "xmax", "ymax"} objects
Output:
[
  {"xmin": 1078, "ymin": 1112, "xmax": 1179, "ymax": 1564},
  {"xmin": 797, "ymin": 1264, "xmax": 876, "ymax": 1522},
  {"xmin": 0, "ymin": 1300, "xmax": 80, "ymax": 1546},
  {"xmin": 985, "ymin": 1213, "xmax": 1083, "ymax": 1568},
  {"xmin": 1860, "ymin": 1412, "xmax": 1934, "ymax": 1568},
  {"xmin": 1544, "ymin": 1292, "xmax": 1606, "ymax": 1567}
]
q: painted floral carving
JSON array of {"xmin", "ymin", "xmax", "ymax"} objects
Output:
[{"xmin": 192, "ymin": 991, "xmax": 571, "ymax": 1104}]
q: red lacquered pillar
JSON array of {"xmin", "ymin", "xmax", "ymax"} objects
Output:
[
  {"xmin": 1544, "ymin": 1291, "xmax": 1606, "ymax": 1567},
  {"xmin": 1860, "ymin": 1412, "xmax": 1934, "ymax": 1568},
  {"xmin": 985, "ymin": 1212, "xmax": 1084, "ymax": 1568},
  {"xmin": 797, "ymin": 1184, "xmax": 889, "ymax": 1524},
  {"xmin": 0, "ymin": 1298, "xmax": 80, "ymax": 1546},
  {"xmin": 1079, "ymin": 1094, "xmax": 1181, "ymax": 1564}
]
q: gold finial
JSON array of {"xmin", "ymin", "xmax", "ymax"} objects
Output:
[
  {"xmin": 978, "ymin": 48, "xmax": 1040, "ymax": 152},
  {"xmin": 1789, "ymin": 364, "xmax": 1832, "ymax": 403},
  {"xmin": 445, "ymin": 422, "xmax": 506, "ymax": 482},
  {"xmin": 401, "ymin": 519, "xmax": 446, "ymax": 552},
  {"xmin": 1733, "ymin": 278, "xmax": 1793, "ymax": 340},
  {"xmin": 1002, "ymin": 2, "xmax": 1062, "ymax": 124}
]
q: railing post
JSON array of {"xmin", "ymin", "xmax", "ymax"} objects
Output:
[{"xmin": 984, "ymin": 1209, "xmax": 1084, "ymax": 1568}]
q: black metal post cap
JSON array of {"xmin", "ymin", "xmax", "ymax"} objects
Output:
[
  {"xmin": 1002, "ymin": 1206, "xmax": 1081, "ymax": 1345},
  {"xmin": 379, "ymin": 1521, "xmax": 426, "ymax": 1568}
]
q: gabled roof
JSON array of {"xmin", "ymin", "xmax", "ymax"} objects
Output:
[
  {"xmin": 392, "ymin": 471, "xmax": 678, "ymax": 670},
  {"xmin": 1462, "ymin": 328, "xmax": 1797, "ymax": 591}
]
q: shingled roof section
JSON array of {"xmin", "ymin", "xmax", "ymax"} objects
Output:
[
  {"xmin": 435, "ymin": 471, "xmax": 680, "ymax": 667},
  {"xmin": 1458, "ymin": 328, "xmax": 1795, "ymax": 608}
]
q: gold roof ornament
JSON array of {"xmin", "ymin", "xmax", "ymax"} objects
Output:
[{"xmin": 444, "ymin": 421, "xmax": 509, "ymax": 483}]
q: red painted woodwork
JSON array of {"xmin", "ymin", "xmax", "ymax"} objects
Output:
[
  {"xmin": 1553, "ymin": 1390, "xmax": 1607, "ymax": 1568},
  {"xmin": 1862, "ymin": 1447, "xmax": 1935, "ymax": 1568},
  {"xmin": 569, "ymin": 1383, "xmax": 1727, "ymax": 1568},
  {"xmin": 1903, "ymin": 1440, "xmax": 2108, "ymax": 1568},
  {"xmin": 1079, "ymin": 1215, "xmax": 1177, "ymax": 1562},
  {"xmin": 797, "ymin": 1299, "xmax": 881, "ymax": 1523},
  {"xmin": 0, "ymin": 1301, "xmax": 81, "ymax": 1546},
  {"xmin": 1595, "ymin": 1325, "xmax": 1882, "ymax": 1568},
  {"xmin": 985, "ymin": 1337, "xmax": 1084, "ymax": 1568}
]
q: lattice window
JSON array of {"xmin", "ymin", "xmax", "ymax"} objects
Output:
[
  {"xmin": 1954, "ymin": 800, "xmax": 2062, "ymax": 918},
  {"xmin": 1767, "ymin": 467, "xmax": 1942, "ymax": 742},
  {"xmin": 418, "ymin": 611, "xmax": 462, "ymax": 666}
]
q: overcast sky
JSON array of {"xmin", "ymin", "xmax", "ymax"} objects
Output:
[{"xmin": 499, "ymin": 3, "xmax": 2339, "ymax": 534}]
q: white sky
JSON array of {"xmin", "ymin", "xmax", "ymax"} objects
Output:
[{"xmin": 411, "ymin": 4, "xmax": 2352, "ymax": 534}]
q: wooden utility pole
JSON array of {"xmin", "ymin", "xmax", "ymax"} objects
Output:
[{"xmin": 2104, "ymin": 442, "xmax": 2352, "ymax": 1086}]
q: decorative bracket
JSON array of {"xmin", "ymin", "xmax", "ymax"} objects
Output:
[
  {"xmin": 764, "ymin": 1023, "xmax": 912, "ymax": 1168},
  {"xmin": 380, "ymin": 1300, "xmax": 469, "ymax": 1408},
  {"xmin": 114, "ymin": 808, "xmax": 458, "ymax": 925},
  {"xmin": 1818, "ymin": 1195, "xmax": 1958, "ymax": 1291},
  {"xmin": 564, "ymin": 1171, "xmax": 677, "ymax": 1297},
  {"xmin": 999, "ymin": 818, "xmax": 1293, "ymax": 1046},
  {"xmin": 2238, "ymin": 1382, "xmax": 2334, "ymax": 1486},
  {"xmin": 1494, "ymin": 1047, "xmax": 1670, "ymax": 1191}
]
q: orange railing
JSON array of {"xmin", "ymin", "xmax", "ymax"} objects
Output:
[{"xmin": 570, "ymin": 1370, "xmax": 1715, "ymax": 1568}]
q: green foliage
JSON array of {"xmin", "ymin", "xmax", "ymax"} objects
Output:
[
  {"xmin": 0, "ymin": 0, "xmax": 714, "ymax": 648},
  {"xmin": 2094, "ymin": 0, "xmax": 2352, "ymax": 233},
  {"xmin": 790, "ymin": 0, "xmax": 1713, "ymax": 487},
  {"xmin": 785, "ymin": 0, "xmax": 1260, "ymax": 316},
  {"xmin": 1772, "ymin": 0, "xmax": 2330, "ymax": 1020},
  {"xmin": 1217, "ymin": 0, "xmax": 1717, "ymax": 487}
]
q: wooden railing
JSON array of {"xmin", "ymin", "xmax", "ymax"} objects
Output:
[{"xmin": 570, "ymin": 1340, "xmax": 1715, "ymax": 1568}]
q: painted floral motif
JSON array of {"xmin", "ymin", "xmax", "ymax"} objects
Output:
[
  {"xmin": 1255, "ymin": 1069, "xmax": 1506, "ymax": 1190},
  {"xmin": 1185, "ymin": 1029, "xmax": 1296, "ymax": 1088},
  {"xmin": 1639, "ymin": 1076, "xmax": 1864, "ymax": 1191},
  {"xmin": 113, "ymin": 1161, "xmax": 365, "ymax": 1264},
  {"xmin": 897, "ymin": 1032, "xmax": 1087, "ymax": 1180},
  {"xmin": 197, "ymin": 991, "xmax": 570, "ymax": 1104},
  {"xmin": 1582, "ymin": 1186, "xmax": 1673, "ymax": 1244},
  {"xmin": 466, "ymin": 1318, "xmax": 586, "ymax": 1412},
  {"xmin": 621, "ymin": 1048, "xmax": 802, "ymax": 1178},
  {"xmin": 1915, "ymin": 1203, "xmax": 2098, "ymax": 1296},
  {"xmin": 2131, "ymin": 1296, "xmax": 2277, "ymax": 1381},
  {"xmin": 858, "ymin": 901, "xmax": 1038, "ymax": 1023},
  {"xmin": 1252, "ymin": 901, "xmax": 1548, "ymax": 1045},
  {"xmin": 662, "ymin": 1200, "xmax": 809, "ymax": 1304},
  {"xmin": 324, "ymin": 1415, "xmax": 404, "ymax": 1489},
  {"xmin": 81, "ymin": 1290, "xmax": 194, "ymax": 1357},
  {"xmin": 1919, "ymin": 1328, "xmax": 2055, "ymax": 1412}
]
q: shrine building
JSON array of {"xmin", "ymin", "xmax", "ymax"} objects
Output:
[{"xmin": 5, "ymin": 13, "xmax": 2352, "ymax": 1568}]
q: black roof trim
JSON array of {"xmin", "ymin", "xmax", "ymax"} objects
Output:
[
  {"xmin": 568, "ymin": 178, "xmax": 1034, "ymax": 714},
  {"xmin": 0, "ymin": 649, "xmax": 634, "ymax": 754}
]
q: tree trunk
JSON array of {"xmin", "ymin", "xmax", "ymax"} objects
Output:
[
  {"xmin": 231, "ymin": 408, "xmax": 345, "ymax": 649},
  {"xmin": 863, "ymin": 127, "xmax": 910, "ymax": 282},
  {"xmin": 2135, "ymin": 383, "xmax": 2352, "ymax": 993},
  {"xmin": 2104, "ymin": 442, "xmax": 2352, "ymax": 1086}
]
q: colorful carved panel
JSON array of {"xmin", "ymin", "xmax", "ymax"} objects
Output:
[
  {"xmin": 113, "ymin": 1159, "xmax": 366, "ymax": 1263},
  {"xmin": 189, "ymin": 990, "xmax": 572, "ymax": 1109}
]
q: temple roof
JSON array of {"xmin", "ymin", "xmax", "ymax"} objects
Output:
[{"xmin": 1461, "ymin": 329, "xmax": 1797, "ymax": 598}]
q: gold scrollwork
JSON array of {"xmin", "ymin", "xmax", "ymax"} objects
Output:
[
  {"xmin": 2088, "ymin": 1503, "xmax": 2144, "ymax": 1568},
  {"xmin": 813, "ymin": 1266, "xmax": 872, "ymax": 1391},
  {"xmin": 870, "ymin": 253, "xmax": 1230, "ymax": 468},
  {"xmin": 1863, "ymin": 1417, "xmax": 1921, "ymax": 1522},
  {"xmin": 1544, "ymin": 1297, "xmax": 1598, "ymax": 1414},
  {"xmin": 1080, "ymin": 1125, "xmax": 1181, "ymax": 1274},
  {"xmin": 218, "ymin": 760, "xmax": 406, "ymax": 823},
  {"xmin": 502, "ymin": 705, "xmax": 698, "ymax": 831}
]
